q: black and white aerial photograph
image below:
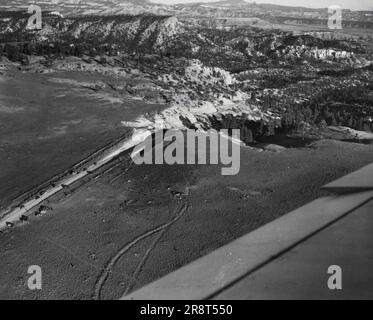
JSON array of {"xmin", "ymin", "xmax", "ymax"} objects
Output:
[{"xmin": 0, "ymin": 0, "xmax": 372, "ymax": 306}]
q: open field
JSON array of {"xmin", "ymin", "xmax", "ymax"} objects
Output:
[
  {"xmin": 0, "ymin": 70, "xmax": 165, "ymax": 211},
  {"xmin": 0, "ymin": 138, "xmax": 372, "ymax": 299}
]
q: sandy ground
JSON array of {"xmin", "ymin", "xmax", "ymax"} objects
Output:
[
  {"xmin": 0, "ymin": 71, "xmax": 165, "ymax": 210},
  {"xmin": 0, "ymin": 138, "xmax": 372, "ymax": 299}
]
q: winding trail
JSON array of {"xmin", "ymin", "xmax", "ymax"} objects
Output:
[
  {"xmin": 123, "ymin": 227, "xmax": 168, "ymax": 296},
  {"xmin": 93, "ymin": 202, "xmax": 189, "ymax": 300}
]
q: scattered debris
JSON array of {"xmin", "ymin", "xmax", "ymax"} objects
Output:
[
  {"xmin": 170, "ymin": 190, "xmax": 182, "ymax": 198},
  {"xmin": 240, "ymin": 190, "xmax": 262, "ymax": 200},
  {"xmin": 168, "ymin": 185, "xmax": 189, "ymax": 198},
  {"xmin": 123, "ymin": 199, "xmax": 137, "ymax": 206},
  {"xmin": 228, "ymin": 186, "xmax": 262, "ymax": 200},
  {"xmin": 36, "ymin": 205, "xmax": 53, "ymax": 215}
]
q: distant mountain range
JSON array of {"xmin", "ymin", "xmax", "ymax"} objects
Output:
[
  {"xmin": 0, "ymin": 0, "xmax": 371, "ymax": 13},
  {"xmin": 0, "ymin": 0, "xmax": 371, "ymax": 25}
]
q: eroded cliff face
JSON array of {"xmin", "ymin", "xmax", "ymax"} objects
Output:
[
  {"xmin": 0, "ymin": 14, "xmax": 184, "ymax": 50},
  {"xmin": 120, "ymin": 57, "xmax": 372, "ymax": 145}
]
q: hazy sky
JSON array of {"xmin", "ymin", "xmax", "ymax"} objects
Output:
[{"xmin": 150, "ymin": 0, "xmax": 373, "ymax": 11}]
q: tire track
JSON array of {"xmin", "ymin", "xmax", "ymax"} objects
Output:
[
  {"xmin": 93, "ymin": 201, "xmax": 189, "ymax": 300},
  {"xmin": 122, "ymin": 227, "xmax": 168, "ymax": 296},
  {"xmin": 121, "ymin": 203, "xmax": 184, "ymax": 296},
  {"xmin": 110, "ymin": 162, "xmax": 134, "ymax": 184}
]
